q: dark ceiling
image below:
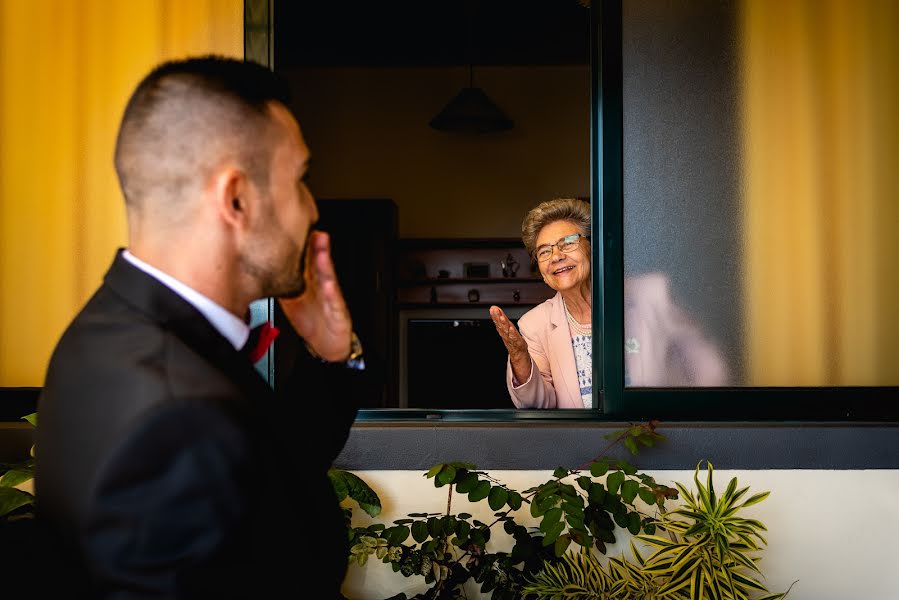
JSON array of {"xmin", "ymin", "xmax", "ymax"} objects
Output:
[{"xmin": 273, "ymin": 0, "xmax": 591, "ymax": 68}]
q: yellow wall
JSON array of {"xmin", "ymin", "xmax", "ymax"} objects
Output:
[{"xmin": 0, "ymin": 0, "xmax": 243, "ymax": 386}]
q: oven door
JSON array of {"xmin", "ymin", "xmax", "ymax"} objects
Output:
[{"xmin": 398, "ymin": 305, "xmax": 530, "ymax": 409}]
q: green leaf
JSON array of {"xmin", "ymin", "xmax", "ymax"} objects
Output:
[
  {"xmin": 565, "ymin": 511, "xmax": 585, "ymax": 530},
  {"xmin": 470, "ymin": 528, "xmax": 487, "ymax": 548},
  {"xmin": 385, "ymin": 525, "xmax": 410, "ymax": 545},
  {"xmin": 328, "ymin": 470, "xmax": 381, "ymax": 517},
  {"xmin": 427, "ymin": 516, "xmax": 443, "ymax": 537},
  {"xmin": 425, "ymin": 464, "xmax": 444, "ymax": 479},
  {"xmin": 624, "ymin": 436, "xmax": 639, "ymax": 455},
  {"xmin": 595, "ymin": 527, "xmax": 616, "ymax": 544},
  {"xmin": 588, "ymin": 482, "xmax": 606, "ymax": 504},
  {"xmin": 559, "ymin": 483, "xmax": 579, "ymax": 499},
  {"xmin": 436, "ymin": 464, "xmax": 457, "ymax": 486},
  {"xmin": 488, "ymin": 486, "xmax": 509, "ymax": 511},
  {"xmin": 627, "ymin": 512, "xmax": 641, "ymax": 535},
  {"xmin": 538, "ymin": 494, "xmax": 560, "ymax": 513},
  {"xmin": 468, "ymin": 480, "xmax": 491, "ymax": 502},
  {"xmin": 328, "ymin": 470, "xmax": 349, "ymax": 501},
  {"xmin": 455, "ymin": 472, "xmax": 479, "ymax": 493},
  {"xmin": 638, "ymin": 487, "xmax": 657, "ymax": 505},
  {"xmin": 620, "ymin": 480, "xmax": 639, "ymax": 504},
  {"xmin": 554, "ymin": 534, "xmax": 571, "ymax": 557},
  {"xmin": 441, "ymin": 515, "xmax": 456, "ymax": 535},
  {"xmin": 455, "ymin": 520, "xmax": 471, "ymax": 543},
  {"xmin": 606, "ymin": 471, "xmax": 625, "ymax": 495},
  {"xmin": 411, "ymin": 520, "xmax": 429, "ymax": 543},
  {"xmin": 590, "ymin": 460, "xmax": 609, "ymax": 477},
  {"xmin": 22, "ymin": 413, "xmax": 37, "ymax": 427},
  {"xmin": 0, "ymin": 469, "xmax": 34, "ymax": 489},
  {"xmin": 635, "ymin": 534, "xmax": 678, "ymax": 548},
  {"xmin": 731, "ymin": 571, "xmax": 768, "ymax": 592},
  {"xmin": 618, "ymin": 460, "xmax": 637, "ymax": 475},
  {"xmin": 507, "ymin": 491, "xmax": 523, "ymax": 510},
  {"xmin": 542, "ymin": 520, "xmax": 566, "ymax": 546},
  {"xmin": 540, "ymin": 507, "xmax": 563, "ymax": 532},
  {"xmin": 740, "ymin": 491, "xmax": 771, "ymax": 508},
  {"xmin": 0, "ymin": 487, "xmax": 34, "ymax": 517},
  {"xmin": 553, "ymin": 467, "xmax": 570, "ymax": 479}
]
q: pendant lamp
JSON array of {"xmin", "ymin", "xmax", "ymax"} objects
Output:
[{"xmin": 429, "ymin": 64, "xmax": 514, "ymax": 133}]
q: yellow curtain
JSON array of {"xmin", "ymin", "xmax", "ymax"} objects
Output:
[
  {"xmin": 742, "ymin": 0, "xmax": 899, "ymax": 385},
  {"xmin": 0, "ymin": 0, "xmax": 243, "ymax": 386}
]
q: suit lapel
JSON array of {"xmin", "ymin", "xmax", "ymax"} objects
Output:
[
  {"xmin": 547, "ymin": 293, "xmax": 580, "ymax": 407},
  {"xmin": 102, "ymin": 251, "xmax": 274, "ymax": 413}
]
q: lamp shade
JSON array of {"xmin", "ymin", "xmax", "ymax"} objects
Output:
[{"xmin": 429, "ymin": 86, "xmax": 514, "ymax": 133}]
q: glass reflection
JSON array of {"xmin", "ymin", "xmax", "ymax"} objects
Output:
[{"xmin": 623, "ymin": 0, "xmax": 899, "ymax": 386}]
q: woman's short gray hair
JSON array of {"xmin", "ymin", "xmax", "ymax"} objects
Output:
[{"xmin": 521, "ymin": 198, "xmax": 591, "ymax": 256}]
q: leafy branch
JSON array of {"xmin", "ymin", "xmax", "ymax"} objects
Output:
[
  {"xmin": 337, "ymin": 421, "xmax": 679, "ymax": 600},
  {"xmin": 0, "ymin": 413, "xmax": 36, "ymax": 520}
]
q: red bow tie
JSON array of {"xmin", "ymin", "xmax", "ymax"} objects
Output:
[{"xmin": 247, "ymin": 322, "xmax": 280, "ymax": 363}]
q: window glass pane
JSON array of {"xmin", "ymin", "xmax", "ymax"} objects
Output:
[{"xmin": 622, "ymin": 0, "xmax": 899, "ymax": 387}]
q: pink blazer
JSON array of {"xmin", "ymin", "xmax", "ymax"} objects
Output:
[
  {"xmin": 506, "ymin": 292, "xmax": 584, "ymax": 409},
  {"xmin": 506, "ymin": 273, "xmax": 729, "ymax": 409}
]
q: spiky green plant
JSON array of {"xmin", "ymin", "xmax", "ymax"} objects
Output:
[
  {"xmin": 520, "ymin": 549, "xmax": 621, "ymax": 599},
  {"xmin": 635, "ymin": 461, "xmax": 788, "ymax": 600},
  {"xmin": 522, "ymin": 462, "xmax": 793, "ymax": 600}
]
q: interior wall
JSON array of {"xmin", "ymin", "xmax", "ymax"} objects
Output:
[
  {"xmin": 281, "ymin": 66, "xmax": 590, "ymax": 239},
  {"xmin": 341, "ymin": 469, "xmax": 899, "ymax": 600}
]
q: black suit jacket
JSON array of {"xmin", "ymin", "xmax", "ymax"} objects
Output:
[{"xmin": 35, "ymin": 251, "xmax": 359, "ymax": 598}]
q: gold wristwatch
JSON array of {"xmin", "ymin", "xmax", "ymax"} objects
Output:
[
  {"xmin": 347, "ymin": 331, "xmax": 363, "ymax": 361},
  {"xmin": 345, "ymin": 331, "xmax": 365, "ymax": 370},
  {"xmin": 304, "ymin": 331, "xmax": 364, "ymax": 369}
]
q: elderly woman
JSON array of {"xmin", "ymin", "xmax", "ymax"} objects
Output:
[{"xmin": 490, "ymin": 198, "xmax": 727, "ymax": 409}]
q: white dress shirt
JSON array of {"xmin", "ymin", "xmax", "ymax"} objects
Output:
[{"xmin": 122, "ymin": 250, "xmax": 250, "ymax": 351}]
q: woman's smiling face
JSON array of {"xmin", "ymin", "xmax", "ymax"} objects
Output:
[{"xmin": 535, "ymin": 219, "xmax": 590, "ymax": 293}]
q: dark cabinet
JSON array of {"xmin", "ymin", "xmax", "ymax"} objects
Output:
[{"xmin": 274, "ymin": 199, "xmax": 397, "ymax": 408}]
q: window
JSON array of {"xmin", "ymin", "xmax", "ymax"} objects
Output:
[{"xmin": 250, "ymin": 0, "xmax": 899, "ymax": 422}]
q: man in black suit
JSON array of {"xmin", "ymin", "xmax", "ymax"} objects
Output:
[{"xmin": 35, "ymin": 56, "xmax": 363, "ymax": 598}]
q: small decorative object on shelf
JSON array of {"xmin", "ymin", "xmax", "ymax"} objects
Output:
[
  {"xmin": 463, "ymin": 262, "xmax": 490, "ymax": 278},
  {"xmin": 502, "ymin": 252, "xmax": 519, "ymax": 278}
]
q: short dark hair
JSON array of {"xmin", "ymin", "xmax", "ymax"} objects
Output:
[{"xmin": 114, "ymin": 55, "xmax": 292, "ymax": 212}]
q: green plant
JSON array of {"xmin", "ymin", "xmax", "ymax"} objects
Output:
[
  {"xmin": 521, "ymin": 462, "xmax": 795, "ymax": 600},
  {"xmin": 337, "ymin": 421, "xmax": 678, "ymax": 599},
  {"xmin": 0, "ymin": 412, "xmax": 36, "ymax": 519}
]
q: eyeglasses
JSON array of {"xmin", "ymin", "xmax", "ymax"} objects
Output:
[{"xmin": 534, "ymin": 233, "xmax": 588, "ymax": 262}]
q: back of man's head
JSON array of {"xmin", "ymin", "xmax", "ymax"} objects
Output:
[{"xmin": 114, "ymin": 56, "xmax": 292, "ymax": 220}]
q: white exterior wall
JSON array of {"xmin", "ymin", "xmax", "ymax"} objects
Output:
[{"xmin": 342, "ymin": 469, "xmax": 899, "ymax": 600}]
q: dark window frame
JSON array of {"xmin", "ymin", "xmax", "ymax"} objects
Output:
[{"xmin": 252, "ymin": 0, "xmax": 899, "ymax": 424}]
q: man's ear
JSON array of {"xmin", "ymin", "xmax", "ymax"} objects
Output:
[{"xmin": 213, "ymin": 167, "xmax": 251, "ymax": 230}]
